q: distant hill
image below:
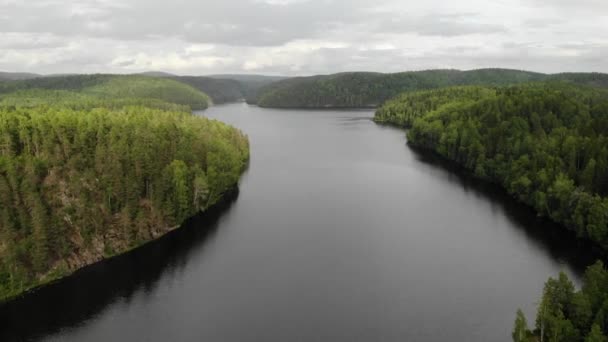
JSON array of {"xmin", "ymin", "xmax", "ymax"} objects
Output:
[
  {"xmin": 167, "ymin": 76, "xmax": 245, "ymax": 104},
  {"xmin": 0, "ymin": 74, "xmax": 211, "ymax": 109},
  {"xmin": 0, "ymin": 71, "xmax": 287, "ymax": 106},
  {"xmin": 6, "ymin": 70, "xmax": 605, "ymax": 109},
  {"xmin": 0, "ymin": 71, "xmax": 41, "ymax": 81},
  {"xmin": 207, "ymin": 74, "xmax": 287, "ymax": 83},
  {"xmin": 137, "ymin": 72, "xmax": 287, "ymax": 104},
  {"xmin": 547, "ymin": 72, "xmax": 608, "ymax": 88},
  {"xmin": 253, "ymin": 69, "xmax": 608, "ymax": 108},
  {"xmin": 136, "ymin": 71, "xmax": 245, "ymax": 104},
  {"xmin": 138, "ymin": 71, "xmax": 177, "ymax": 77},
  {"xmin": 207, "ymin": 74, "xmax": 289, "ymax": 103}
]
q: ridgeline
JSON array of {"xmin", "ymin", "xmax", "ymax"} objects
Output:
[
  {"xmin": 0, "ymin": 74, "xmax": 211, "ymax": 110},
  {"xmin": 252, "ymin": 69, "xmax": 608, "ymax": 108}
]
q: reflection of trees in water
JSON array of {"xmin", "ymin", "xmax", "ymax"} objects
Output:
[
  {"xmin": 0, "ymin": 190, "xmax": 239, "ymax": 342},
  {"xmin": 408, "ymin": 145, "xmax": 599, "ymax": 275}
]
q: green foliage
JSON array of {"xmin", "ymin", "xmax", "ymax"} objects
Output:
[
  {"xmin": 374, "ymin": 86, "xmax": 496, "ymax": 127},
  {"xmin": 0, "ymin": 96, "xmax": 248, "ymax": 302},
  {"xmin": 142, "ymin": 74, "xmax": 285, "ymax": 105},
  {"xmin": 255, "ymin": 69, "xmax": 608, "ymax": 108},
  {"xmin": 82, "ymin": 76, "xmax": 211, "ymax": 109},
  {"xmin": 391, "ymin": 83, "xmax": 608, "ymax": 250},
  {"xmin": 0, "ymin": 74, "xmax": 211, "ymax": 110},
  {"xmin": 0, "ymin": 89, "xmax": 192, "ymax": 112},
  {"xmin": 0, "ymin": 72, "xmax": 40, "ymax": 81},
  {"xmin": 207, "ymin": 74, "xmax": 287, "ymax": 104},
  {"xmin": 536, "ymin": 273, "xmax": 579, "ymax": 342},
  {"xmin": 168, "ymin": 76, "xmax": 244, "ymax": 104},
  {"xmin": 384, "ymin": 82, "xmax": 608, "ymax": 340},
  {"xmin": 513, "ymin": 309, "xmax": 531, "ymax": 342},
  {"xmin": 518, "ymin": 262, "xmax": 608, "ymax": 341},
  {"xmin": 586, "ymin": 324, "xmax": 608, "ymax": 342}
]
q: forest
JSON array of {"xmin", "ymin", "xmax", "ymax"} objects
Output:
[
  {"xmin": 0, "ymin": 79, "xmax": 249, "ymax": 302},
  {"xmin": 3, "ymin": 70, "xmax": 608, "ymax": 340},
  {"xmin": 166, "ymin": 75, "xmax": 286, "ymax": 104},
  {"xmin": 0, "ymin": 72, "xmax": 289, "ymax": 106},
  {"xmin": 399, "ymin": 83, "xmax": 608, "ymax": 250},
  {"xmin": 513, "ymin": 262, "xmax": 608, "ymax": 341},
  {"xmin": 374, "ymin": 86, "xmax": 497, "ymax": 127},
  {"xmin": 254, "ymin": 69, "xmax": 608, "ymax": 108},
  {"xmin": 167, "ymin": 76, "xmax": 245, "ymax": 104},
  {"xmin": 0, "ymin": 75, "xmax": 211, "ymax": 109},
  {"xmin": 373, "ymin": 83, "xmax": 608, "ymax": 340},
  {"xmin": 0, "ymin": 72, "xmax": 41, "ymax": 81}
]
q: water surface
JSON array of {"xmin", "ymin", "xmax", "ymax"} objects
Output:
[{"xmin": 0, "ymin": 103, "xmax": 595, "ymax": 341}]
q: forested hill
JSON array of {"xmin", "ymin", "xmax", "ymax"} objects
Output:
[
  {"xmin": 167, "ymin": 76, "xmax": 245, "ymax": 104},
  {"xmin": 374, "ymin": 86, "xmax": 496, "ymax": 127},
  {"xmin": 218, "ymin": 75, "xmax": 289, "ymax": 104},
  {"xmin": 0, "ymin": 72, "xmax": 41, "ymax": 81},
  {"xmin": 136, "ymin": 74, "xmax": 286, "ymax": 105},
  {"xmin": 253, "ymin": 69, "xmax": 608, "ymax": 108},
  {"xmin": 0, "ymin": 77, "xmax": 249, "ymax": 302},
  {"xmin": 376, "ymin": 83, "xmax": 608, "ymax": 251},
  {"xmin": 0, "ymin": 72, "xmax": 290, "ymax": 107},
  {"xmin": 0, "ymin": 74, "xmax": 211, "ymax": 109},
  {"xmin": 547, "ymin": 72, "xmax": 608, "ymax": 88},
  {"xmin": 373, "ymin": 83, "xmax": 608, "ymax": 340}
]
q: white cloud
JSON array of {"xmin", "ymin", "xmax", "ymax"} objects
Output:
[{"xmin": 0, "ymin": 0, "xmax": 606, "ymax": 75}]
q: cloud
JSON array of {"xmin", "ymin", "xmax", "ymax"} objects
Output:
[
  {"xmin": 0, "ymin": 33, "xmax": 67, "ymax": 50},
  {"xmin": 0, "ymin": 0, "xmax": 606, "ymax": 74},
  {"xmin": 374, "ymin": 12, "xmax": 507, "ymax": 37}
]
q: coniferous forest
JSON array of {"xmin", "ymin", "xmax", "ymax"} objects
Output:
[
  {"xmin": 3, "ymin": 0, "xmax": 608, "ymax": 339},
  {"xmin": 2, "ymin": 70, "xmax": 608, "ymax": 341},
  {"xmin": 374, "ymin": 82, "xmax": 608, "ymax": 341},
  {"xmin": 0, "ymin": 76, "xmax": 249, "ymax": 301},
  {"xmin": 0, "ymin": 75, "xmax": 212, "ymax": 109},
  {"xmin": 253, "ymin": 69, "xmax": 608, "ymax": 108},
  {"xmin": 378, "ymin": 83, "xmax": 608, "ymax": 251}
]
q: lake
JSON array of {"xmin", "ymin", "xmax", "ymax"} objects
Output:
[{"xmin": 0, "ymin": 103, "xmax": 596, "ymax": 341}]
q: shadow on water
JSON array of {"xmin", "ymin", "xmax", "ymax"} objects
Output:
[
  {"xmin": 0, "ymin": 188, "xmax": 240, "ymax": 342},
  {"xmin": 406, "ymin": 144, "xmax": 602, "ymax": 275},
  {"xmin": 372, "ymin": 122, "xmax": 601, "ymax": 273}
]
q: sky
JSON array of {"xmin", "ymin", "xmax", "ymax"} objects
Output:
[{"xmin": 0, "ymin": 0, "xmax": 606, "ymax": 76}]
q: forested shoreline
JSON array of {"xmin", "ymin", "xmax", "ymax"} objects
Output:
[
  {"xmin": 403, "ymin": 83, "xmax": 608, "ymax": 251},
  {"xmin": 374, "ymin": 82, "xmax": 608, "ymax": 340},
  {"xmin": 0, "ymin": 77, "xmax": 249, "ymax": 302},
  {"xmin": 3, "ymin": 69, "xmax": 608, "ymax": 340}
]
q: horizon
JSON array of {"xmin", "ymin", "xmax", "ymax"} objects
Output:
[{"xmin": 2, "ymin": 67, "xmax": 608, "ymax": 79}]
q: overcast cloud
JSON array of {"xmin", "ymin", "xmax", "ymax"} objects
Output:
[{"xmin": 0, "ymin": 0, "xmax": 606, "ymax": 75}]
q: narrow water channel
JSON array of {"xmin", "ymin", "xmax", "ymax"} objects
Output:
[{"xmin": 0, "ymin": 103, "xmax": 595, "ymax": 341}]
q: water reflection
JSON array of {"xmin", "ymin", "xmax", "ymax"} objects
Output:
[
  {"xmin": 1, "ymin": 105, "xmax": 603, "ymax": 342},
  {"xmin": 0, "ymin": 190, "xmax": 239, "ymax": 342},
  {"xmin": 407, "ymin": 144, "xmax": 600, "ymax": 275}
]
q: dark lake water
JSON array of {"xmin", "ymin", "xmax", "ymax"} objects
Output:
[{"xmin": 0, "ymin": 103, "xmax": 597, "ymax": 341}]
